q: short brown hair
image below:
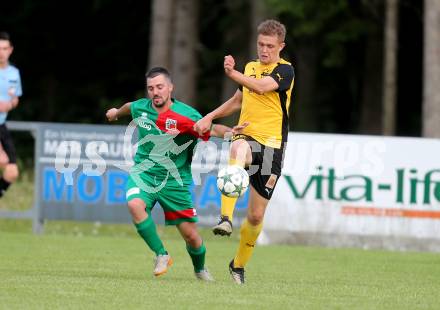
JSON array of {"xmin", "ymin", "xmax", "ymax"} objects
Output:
[{"xmin": 257, "ymin": 19, "xmax": 286, "ymax": 42}]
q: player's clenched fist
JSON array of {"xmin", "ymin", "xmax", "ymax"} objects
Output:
[
  {"xmin": 106, "ymin": 108, "xmax": 119, "ymax": 122},
  {"xmin": 193, "ymin": 115, "xmax": 212, "ymax": 135},
  {"xmin": 224, "ymin": 55, "xmax": 235, "ymax": 74}
]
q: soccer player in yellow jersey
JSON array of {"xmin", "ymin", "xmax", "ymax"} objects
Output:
[{"xmin": 194, "ymin": 19, "xmax": 294, "ymax": 284}]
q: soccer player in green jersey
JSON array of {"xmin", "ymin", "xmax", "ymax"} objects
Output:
[{"xmin": 106, "ymin": 67, "xmax": 234, "ymax": 281}]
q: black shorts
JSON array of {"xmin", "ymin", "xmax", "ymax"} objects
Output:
[
  {"xmin": 0, "ymin": 124, "xmax": 17, "ymax": 164},
  {"xmin": 232, "ymin": 134, "xmax": 286, "ymax": 200}
]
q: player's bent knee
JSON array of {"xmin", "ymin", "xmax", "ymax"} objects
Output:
[
  {"xmin": 127, "ymin": 199, "xmax": 147, "ymax": 220},
  {"xmin": 247, "ymin": 211, "xmax": 264, "ymax": 226},
  {"xmin": 230, "ymin": 140, "xmax": 246, "ymax": 152},
  {"xmin": 185, "ymin": 231, "xmax": 201, "ymax": 246},
  {"xmin": 230, "ymin": 140, "xmax": 250, "ymax": 155},
  {"xmin": 0, "ymin": 158, "xmax": 8, "ymax": 168},
  {"xmin": 180, "ymin": 228, "xmax": 196, "ymax": 243},
  {"xmin": 178, "ymin": 223, "xmax": 201, "ymax": 246},
  {"xmin": 0, "ymin": 151, "xmax": 9, "ymax": 167},
  {"xmin": 4, "ymin": 164, "xmax": 19, "ymax": 182}
]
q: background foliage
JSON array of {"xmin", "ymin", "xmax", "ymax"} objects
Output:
[{"xmin": 1, "ymin": 0, "xmax": 423, "ymax": 135}]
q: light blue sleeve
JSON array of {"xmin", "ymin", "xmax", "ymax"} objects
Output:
[{"xmin": 15, "ymin": 69, "xmax": 22, "ymax": 97}]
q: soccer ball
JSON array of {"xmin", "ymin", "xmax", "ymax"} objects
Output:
[{"xmin": 217, "ymin": 165, "xmax": 249, "ymax": 198}]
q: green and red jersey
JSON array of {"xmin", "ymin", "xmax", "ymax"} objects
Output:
[{"xmin": 130, "ymin": 98, "xmax": 210, "ymax": 187}]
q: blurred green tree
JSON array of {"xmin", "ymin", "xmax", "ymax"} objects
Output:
[{"xmin": 266, "ymin": 0, "xmax": 384, "ymax": 134}]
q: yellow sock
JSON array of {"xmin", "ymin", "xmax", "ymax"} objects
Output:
[
  {"xmin": 233, "ymin": 218, "xmax": 263, "ymax": 267},
  {"xmin": 228, "ymin": 158, "xmax": 245, "ymax": 167},
  {"xmin": 220, "ymin": 158, "xmax": 245, "ymax": 221},
  {"xmin": 221, "ymin": 195, "xmax": 238, "ymax": 221}
]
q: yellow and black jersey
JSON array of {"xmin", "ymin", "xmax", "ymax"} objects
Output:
[{"xmin": 238, "ymin": 58, "xmax": 294, "ymax": 149}]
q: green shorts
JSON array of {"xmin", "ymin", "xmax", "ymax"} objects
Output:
[{"xmin": 125, "ymin": 175, "xmax": 198, "ymax": 225}]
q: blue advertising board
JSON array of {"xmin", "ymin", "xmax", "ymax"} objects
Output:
[{"xmin": 37, "ymin": 123, "xmax": 248, "ymax": 226}]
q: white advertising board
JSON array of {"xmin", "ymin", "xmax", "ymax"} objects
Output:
[{"xmin": 263, "ymin": 133, "xmax": 440, "ymax": 249}]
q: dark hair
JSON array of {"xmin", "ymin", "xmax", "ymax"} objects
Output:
[
  {"xmin": 0, "ymin": 31, "xmax": 11, "ymax": 42},
  {"xmin": 146, "ymin": 67, "xmax": 172, "ymax": 82}
]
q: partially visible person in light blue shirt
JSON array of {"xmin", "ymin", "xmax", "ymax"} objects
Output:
[
  {"xmin": 0, "ymin": 31, "xmax": 22, "ymax": 198},
  {"xmin": 0, "ymin": 62, "xmax": 22, "ymax": 124}
]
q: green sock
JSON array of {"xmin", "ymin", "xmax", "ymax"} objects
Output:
[
  {"xmin": 135, "ymin": 217, "xmax": 167, "ymax": 255},
  {"xmin": 186, "ymin": 243, "xmax": 206, "ymax": 273}
]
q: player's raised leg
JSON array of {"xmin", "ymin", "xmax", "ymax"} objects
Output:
[{"xmin": 213, "ymin": 138, "xmax": 252, "ymax": 236}]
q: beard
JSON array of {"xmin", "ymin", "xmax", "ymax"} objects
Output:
[{"xmin": 152, "ymin": 96, "xmax": 167, "ymax": 108}]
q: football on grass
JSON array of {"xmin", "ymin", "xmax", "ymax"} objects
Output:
[{"xmin": 216, "ymin": 165, "xmax": 249, "ymax": 198}]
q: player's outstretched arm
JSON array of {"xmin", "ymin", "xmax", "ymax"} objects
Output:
[
  {"xmin": 106, "ymin": 102, "xmax": 132, "ymax": 122},
  {"xmin": 194, "ymin": 90, "xmax": 242, "ymax": 135}
]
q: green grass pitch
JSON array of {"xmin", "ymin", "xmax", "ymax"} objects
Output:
[{"xmin": 1, "ymin": 221, "xmax": 440, "ymax": 309}]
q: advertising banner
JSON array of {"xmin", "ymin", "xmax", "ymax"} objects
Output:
[
  {"xmin": 37, "ymin": 123, "xmax": 248, "ymax": 225},
  {"xmin": 263, "ymin": 133, "xmax": 440, "ymax": 250}
]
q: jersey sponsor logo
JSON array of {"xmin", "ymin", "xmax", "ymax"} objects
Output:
[
  {"xmin": 275, "ymin": 73, "xmax": 283, "ymax": 82},
  {"xmin": 262, "ymin": 69, "xmax": 271, "ymax": 77},
  {"xmin": 138, "ymin": 120, "xmax": 152, "ymax": 130},
  {"xmin": 138, "ymin": 112, "xmax": 151, "ymax": 129},
  {"xmin": 126, "ymin": 187, "xmax": 140, "ymax": 198},
  {"xmin": 250, "ymin": 67, "xmax": 257, "ymax": 78}
]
